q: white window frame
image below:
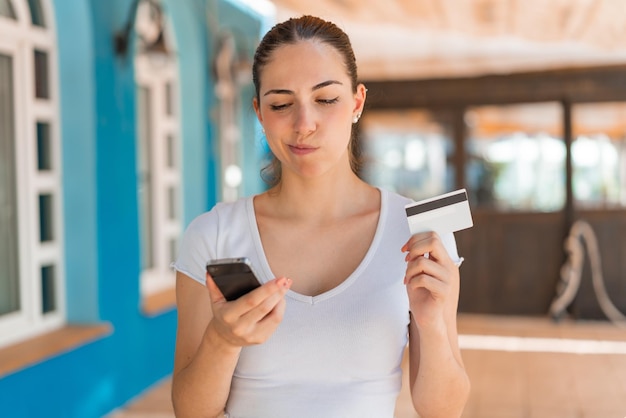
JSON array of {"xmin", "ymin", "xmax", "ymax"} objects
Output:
[
  {"xmin": 134, "ymin": 9, "xmax": 182, "ymax": 297},
  {"xmin": 0, "ymin": 0, "xmax": 65, "ymax": 348}
]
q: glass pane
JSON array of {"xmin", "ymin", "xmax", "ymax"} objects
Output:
[
  {"xmin": 360, "ymin": 110, "xmax": 454, "ymax": 201},
  {"xmin": 165, "ymin": 82, "xmax": 173, "ymax": 116},
  {"xmin": 0, "ymin": 0, "xmax": 17, "ymax": 19},
  {"xmin": 167, "ymin": 186, "xmax": 176, "ymax": 220},
  {"xmin": 137, "ymin": 86, "xmax": 154, "ymax": 269},
  {"xmin": 41, "ymin": 264, "xmax": 56, "ymax": 313},
  {"xmin": 572, "ymin": 103, "xmax": 626, "ymax": 208},
  {"xmin": 465, "ymin": 103, "xmax": 564, "ymax": 212},
  {"xmin": 34, "ymin": 49, "xmax": 49, "ymax": 99},
  {"xmin": 0, "ymin": 54, "xmax": 20, "ymax": 316},
  {"xmin": 36, "ymin": 121, "xmax": 51, "ymax": 170},
  {"xmin": 39, "ymin": 193, "xmax": 54, "ymax": 242},
  {"xmin": 27, "ymin": 0, "xmax": 45, "ymax": 27},
  {"xmin": 166, "ymin": 134, "xmax": 175, "ymax": 168},
  {"xmin": 169, "ymin": 238, "xmax": 177, "ymax": 264}
]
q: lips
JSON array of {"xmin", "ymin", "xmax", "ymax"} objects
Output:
[{"xmin": 288, "ymin": 144, "xmax": 318, "ymax": 155}]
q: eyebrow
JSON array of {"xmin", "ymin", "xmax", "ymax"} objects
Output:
[{"xmin": 263, "ymin": 80, "xmax": 343, "ymax": 97}]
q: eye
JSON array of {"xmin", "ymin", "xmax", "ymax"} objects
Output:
[
  {"xmin": 269, "ymin": 103, "xmax": 292, "ymax": 111},
  {"xmin": 317, "ymin": 97, "xmax": 339, "ymax": 105}
]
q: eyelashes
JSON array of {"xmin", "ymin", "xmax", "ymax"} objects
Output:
[
  {"xmin": 269, "ymin": 103, "xmax": 290, "ymax": 111},
  {"xmin": 269, "ymin": 97, "xmax": 339, "ymax": 111},
  {"xmin": 318, "ymin": 97, "xmax": 339, "ymax": 105}
]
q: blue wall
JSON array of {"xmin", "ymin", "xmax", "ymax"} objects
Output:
[
  {"xmin": 163, "ymin": 0, "xmax": 216, "ymax": 224},
  {"xmin": 57, "ymin": 0, "xmax": 99, "ymax": 323},
  {"xmin": 0, "ymin": 1, "xmax": 270, "ymax": 416}
]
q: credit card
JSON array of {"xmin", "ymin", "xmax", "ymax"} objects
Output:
[{"xmin": 405, "ymin": 189, "xmax": 473, "ymax": 235}]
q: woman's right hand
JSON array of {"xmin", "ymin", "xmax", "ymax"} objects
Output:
[{"xmin": 205, "ymin": 274, "xmax": 292, "ymax": 348}]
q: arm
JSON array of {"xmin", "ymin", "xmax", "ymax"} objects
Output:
[
  {"xmin": 402, "ymin": 232, "xmax": 471, "ymax": 418},
  {"xmin": 171, "ymin": 271, "xmax": 291, "ymax": 418}
]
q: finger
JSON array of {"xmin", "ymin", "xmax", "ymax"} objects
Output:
[
  {"xmin": 240, "ymin": 278, "xmax": 291, "ymax": 323},
  {"xmin": 401, "ymin": 230, "xmax": 435, "ymax": 249},
  {"xmin": 401, "ymin": 235, "xmax": 429, "ymax": 252},
  {"xmin": 404, "ymin": 256, "xmax": 448, "ymax": 284},
  {"xmin": 405, "ymin": 232, "xmax": 452, "ymax": 264},
  {"xmin": 254, "ymin": 296, "xmax": 288, "ymax": 338},
  {"xmin": 205, "ymin": 273, "xmax": 226, "ymax": 304},
  {"xmin": 406, "ymin": 273, "xmax": 447, "ymax": 297},
  {"xmin": 402, "ymin": 232, "xmax": 435, "ymax": 256},
  {"xmin": 224, "ymin": 277, "xmax": 290, "ymax": 320}
]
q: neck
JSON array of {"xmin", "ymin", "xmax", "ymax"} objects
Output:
[{"xmin": 263, "ymin": 169, "xmax": 376, "ymax": 223}]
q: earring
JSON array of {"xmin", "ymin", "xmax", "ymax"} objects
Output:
[{"xmin": 352, "ymin": 112, "xmax": 362, "ymax": 124}]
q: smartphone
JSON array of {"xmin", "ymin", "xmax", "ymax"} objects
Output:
[{"xmin": 206, "ymin": 257, "xmax": 262, "ymax": 301}]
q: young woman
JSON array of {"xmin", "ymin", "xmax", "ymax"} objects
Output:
[{"xmin": 171, "ymin": 15, "xmax": 470, "ymax": 418}]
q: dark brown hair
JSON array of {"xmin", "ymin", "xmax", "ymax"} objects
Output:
[{"xmin": 252, "ymin": 15, "xmax": 362, "ymax": 186}]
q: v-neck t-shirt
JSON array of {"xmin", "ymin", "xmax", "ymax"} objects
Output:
[{"xmin": 173, "ymin": 188, "xmax": 462, "ymax": 418}]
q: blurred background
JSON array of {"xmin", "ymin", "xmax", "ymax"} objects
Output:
[{"xmin": 0, "ymin": 0, "xmax": 625, "ymax": 416}]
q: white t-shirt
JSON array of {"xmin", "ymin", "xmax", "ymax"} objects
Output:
[{"xmin": 173, "ymin": 188, "xmax": 461, "ymax": 418}]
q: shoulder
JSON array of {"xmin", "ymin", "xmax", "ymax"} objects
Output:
[
  {"xmin": 380, "ymin": 188, "xmax": 413, "ymax": 210},
  {"xmin": 184, "ymin": 197, "xmax": 250, "ymax": 237},
  {"xmin": 377, "ymin": 188, "xmax": 412, "ymax": 240},
  {"xmin": 174, "ymin": 197, "xmax": 253, "ymax": 282},
  {"xmin": 378, "ymin": 188, "xmax": 413, "ymax": 227}
]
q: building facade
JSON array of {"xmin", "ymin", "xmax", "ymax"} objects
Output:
[{"xmin": 0, "ymin": 0, "xmax": 273, "ymax": 416}]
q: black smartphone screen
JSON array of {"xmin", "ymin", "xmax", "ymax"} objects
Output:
[{"xmin": 206, "ymin": 258, "xmax": 261, "ymax": 301}]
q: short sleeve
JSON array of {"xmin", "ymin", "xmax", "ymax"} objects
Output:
[{"xmin": 171, "ymin": 209, "xmax": 220, "ymax": 285}]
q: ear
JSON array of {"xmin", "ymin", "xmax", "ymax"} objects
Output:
[
  {"xmin": 352, "ymin": 83, "xmax": 367, "ymax": 118},
  {"xmin": 253, "ymin": 97, "xmax": 263, "ymax": 124}
]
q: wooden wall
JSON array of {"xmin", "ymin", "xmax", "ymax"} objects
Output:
[
  {"xmin": 454, "ymin": 212, "xmax": 567, "ymax": 315},
  {"xmin": 363, "ymin": 65, "xmax": 626, "ymax": 318}
]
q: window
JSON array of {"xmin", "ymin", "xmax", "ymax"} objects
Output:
[
  {"xmin": 465, "ymin": 103, "xmax": 564, "ymax": 212},
  {"xmin": 572, "ymin": 103, "xmax": 626, "ymax": 209},
  {"xmin": 0, "ymin": 0, "xmax": 16, "ymax": 19},
  {"xmin": 26, "ymin": 0, "xmax": 44, "ymax": 27},
  {"xmin": 0, "ymin": 0, "xmax": 64, "ymax": 348},
  {"xmin": 360, "ymin": 110, "xmax": 455, "ymax": 201},
  {"xmin": 0, "ymin": 53, "xmax": 19, "ymax": 318},
  {"xmin": 134, "ymin": 1, "xmax": 181, "ymax": 297}
]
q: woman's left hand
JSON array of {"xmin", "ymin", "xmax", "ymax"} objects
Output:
[{"xmin": 401, "ymin": 231, "xmax": 460, "ymax": 329}]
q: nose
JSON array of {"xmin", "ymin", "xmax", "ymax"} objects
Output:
[{"xmin": 294, "ymin": 103, "xmax": 316, "ymax": 136}]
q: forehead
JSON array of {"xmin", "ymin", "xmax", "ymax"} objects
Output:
[{"xmin": 260, "ymin": 40, "xmax": 350, "ymax": 88}]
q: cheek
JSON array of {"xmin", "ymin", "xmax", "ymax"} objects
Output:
[
  {"xmin": 267, "ymin": 138, "xmax": 283, "ymax": 155},
  {"xmin": 261, "ymin": 110, "xmax": 291, "ymax": 131},
  {"xmin": 263, "ymin": 133, "xmax": 282, "ymax": 155},
  {"xmin": 320, "ymin": 107, "xmax": 353, "ymax": 132}
]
